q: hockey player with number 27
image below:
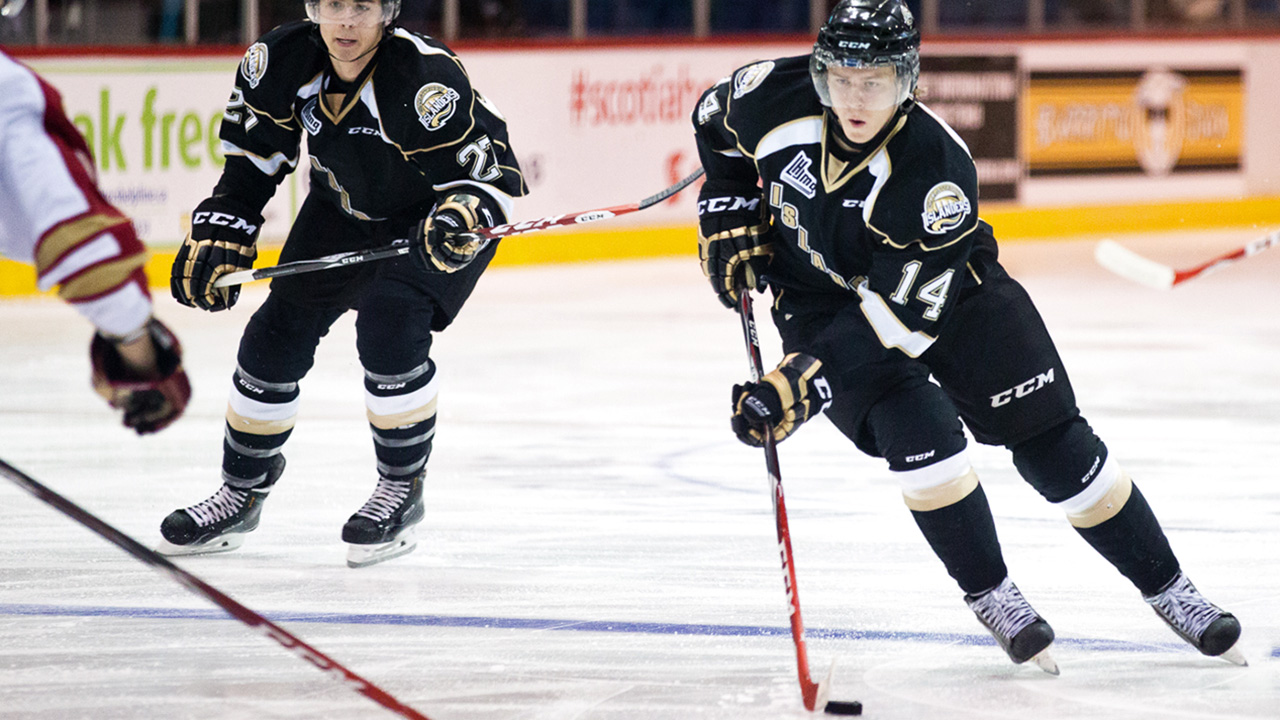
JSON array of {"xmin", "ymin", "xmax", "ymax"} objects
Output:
[
  {"xmin": 160, "ymin": 0, "xmax": 527, "ymax": 568},
  {"xmin": 0, "ymin": 0, "xmax": 190, "ymax": 436},
  {"xmin": 694, "ymin": 0, "xmax": 1244, "ymax": 672}
]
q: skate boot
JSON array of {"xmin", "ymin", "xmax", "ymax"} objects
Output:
[
  {"xmin": 965, "ymin": 577, "xmax": 1059, "ymax": 675},
  {"xmin": 341, "ymin": 471, "xmax": 424, "ymax": 569},
  {"xmin": 156, "ymin": 455, "xmax": 285, "ymax": 556},
  {"xmin": 1145, "ymin": 571, "xmax": 1246, "ymax": 665}
]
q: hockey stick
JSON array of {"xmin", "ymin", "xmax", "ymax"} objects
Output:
[
  {"xmin": 213, "ymin": 168, "xmax": 706, "ymax": 288},
  {"xmin": 1094, "ymin": 228, "xmax": 1280, "ymax": 289},
  {"xmin": 736, "ymin": 291, "xmax": 862, "ymax": 717},
  {"xmin": 0, "ymin": 458, "xmax": 432, "ymax": 720}
]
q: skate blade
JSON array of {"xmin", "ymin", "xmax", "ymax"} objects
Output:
[
  {"xmin": 1217, "ymin": 644, "xmax": 1248, "ymax": 667},
  {"xmin": 155, "ymin": 533, "xmax": 247, "ymax": 557},
  {"xmin": 346, "ymin": 527, "xmax": 418, "ymax": 569},
  {"xmin": 1029, "ymin": 648, "xmax": 1060, "ymax": 676}
]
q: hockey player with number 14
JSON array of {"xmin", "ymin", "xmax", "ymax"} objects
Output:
[
  {"xmin": 694, "ymin": 0, "xmax": 1245, "ymax": 672},
  {"xmin": 159, "ymin": 0, "xmax": 526, "ymax": 567}
]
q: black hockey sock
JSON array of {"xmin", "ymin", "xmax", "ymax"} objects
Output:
[
  {"xmin": 222, "ymin": 424, "xmax": 291, "ymax": 489},
  {"xmin": 910, "ymin": 484, "xmax": 1008, "ymax": 596},
  {"xmin": 1073, "ymin": 484, "xmax": 1180, "ymax": 597},
  {"xmin": 371, "ymin": 417, "xmax": 434, "ymax": 481}
]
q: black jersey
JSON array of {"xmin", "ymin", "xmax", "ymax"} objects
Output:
[
  {"xmin": 693, "ymin": 55, "xmax": 998, "ymax": 359},
  {"xmin": 216, "ymin": 21, "xmax": 526, "ymax": 231}
]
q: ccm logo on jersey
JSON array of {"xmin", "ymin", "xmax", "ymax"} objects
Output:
[
  {"xmin": 698, "ymin": 196, "xmax": 761, "ymax": 215},
  {"xmin": 921, "ymin": 182, "xmax": 972, "ymax": 235},
  {"xmin": 193, "ymin": 212, "xmax": 259, "ymax": 234},
  {"xmin": 416, "ymin": 83, "xmax": 462, "ymax": 131},
  {"xmin": 990, "ymin": 369, "xmax": 1055, "ymax": 408}
]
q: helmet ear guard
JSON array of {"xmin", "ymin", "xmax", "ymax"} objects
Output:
[{"xmin": 810, "ymin": 0, "xmax": 921, "ymax": 111}]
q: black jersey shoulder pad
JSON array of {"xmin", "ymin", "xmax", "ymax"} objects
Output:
[
  {"xmin": 720, "ymin": 55, "xmax": 825, "ymax": 159},
  {"xmin": 373, "ymin": 28, "xmax": 477, "ymax": 153},
  {"xmin": 236, "ymin": 21, "xmax": 326, "ymax": 121},
  {"xmin": 868, "ymin": 104, "xmax": 980, "ymax": 251}
]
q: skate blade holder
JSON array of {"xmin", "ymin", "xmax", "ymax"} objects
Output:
[{"xmin": 346, "ymin": 526, "xmax": 418, "ymax": 569}]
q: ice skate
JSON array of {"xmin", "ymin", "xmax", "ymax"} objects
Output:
[
  {"xmin": 342, "ymin": 471, "xmax": 424, "ymax": 569},
  {"xmin": 156, "ymin": 455, "xmax": 285, "ymax": 556},
  {"xmin": 1145, "ymin": 571, "xmax": 1246, "ymax": 666},
  {"xmin": 966, "ymin": 577, "xmax": 1059, "ymax": 675}
]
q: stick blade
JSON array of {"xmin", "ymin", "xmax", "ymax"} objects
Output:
[
  {"xmin": 1094, "ymin": 240, "xmax": 1175, "ymax": 289},
  {"xmin": 813, "ymin": 658, "xmax": 835, "ymax": 709},
  {"xmin": 814, "ymin": 659, "xmax": 862, "ymax": 715}
]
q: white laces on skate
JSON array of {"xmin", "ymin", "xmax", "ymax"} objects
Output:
[
  {"xmin": 184, "ymin": 485, "xmax": 250, "ymax": 527},
  {"xmin": 969, "ymin": 577, "xmax": 1039, "ymax": 642},
  {"xmin": 353, "ymin": 477, "xmax": 411, "ymax": 522},
  {"xmin": 1146, "ymin": 573, "xmax": 1221, "ymax": 641}
]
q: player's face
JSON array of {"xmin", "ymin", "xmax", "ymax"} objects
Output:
[
  {"xmin": 825, "ymin": 65, "xmax": 900, "ymax": 143},
  {"xmin": 315, "ymin": 0, "xmax": 384, "ymax": 79}
]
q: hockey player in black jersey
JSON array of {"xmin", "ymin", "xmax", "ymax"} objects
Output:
[
  {"xmin": 160, "ymin": 0, "xmax": 527, "ymax": 568},
  {"xmin": 694, "ymin": 0, "xmax": 1244, "ymax": 671}
]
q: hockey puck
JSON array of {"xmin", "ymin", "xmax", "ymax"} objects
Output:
[{"xmin": 824, "ymin": 700, "xmax": 863, "ymax": 716}]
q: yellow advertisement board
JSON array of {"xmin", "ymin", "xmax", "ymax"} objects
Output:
[{"xmin": 1024, "ymin": 70, "xmax": 1243, "ymax": 176}]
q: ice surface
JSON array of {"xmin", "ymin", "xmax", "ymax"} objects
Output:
[{"xmin": 1, "ymin": 230, "xmax": 1276, "ymax": 719}]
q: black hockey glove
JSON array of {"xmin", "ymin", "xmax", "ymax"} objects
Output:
[
  {"xmin": 698, "ymin": 179, "xmax": 773, "ymax": 309},
  {"xmin": 418, "ymin": 193, "xmax": 491, "ymax": 273},
  {"xmin": 171, "ymin": 196, "xmax": 262, "ymax": 312},
  {"xmin": 91, "ymin": 318, "xmax": 192, "ymax": 435},
  {"xmin": 731, "ymin": 353, "xmax": 832, "ymax": 447}
]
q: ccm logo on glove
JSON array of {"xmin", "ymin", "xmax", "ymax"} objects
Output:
[
  {"xmin": 698, "ymin": 195, "xmax": 761, "ymax": 215},
  {"xmin": 191, "ymin": 211, "xmax": 259, "ymax": 234}
]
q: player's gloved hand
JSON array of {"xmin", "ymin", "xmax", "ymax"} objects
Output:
[
  {"xmin": 417, "ymin": 193, "xmax": 490, "ymax": 273},
  {"xmin": 698, "ymin": 179, "xmax": 773, "ymax": 308},
  {"xmin": 171, "ymin": 196, "xmax": 262, "ymax": 312},
  {"xmin": 91, "ymin": 318, "xmax": 192, "ymax": 435},
  {"xmin": 731, "ymin": 353, "xmax": 831, "ymax": 447}
]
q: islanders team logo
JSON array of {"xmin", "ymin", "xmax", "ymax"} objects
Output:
[
  {"xmin": 240, "ymin": 43, "xmax": 268, "ymax": 89},
  {"xmin": 415, "ymin": 83, "xmax": 462, "ymax": 132},
  {"xmin": 921, "ymin": 182, "xmax": 971, "ymax": 235},
  {"xmin": 733, "ymin": 61, "xmax": 775, "ymax": 99}
]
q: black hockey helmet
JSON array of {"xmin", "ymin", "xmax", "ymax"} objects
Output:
[
  {"xmin": 1, "ymin": 0, "xmax": 29, "ymax": 18},
  {"xmin": 810, "ymin": 0, "xmax": 921, "ymax": 110},
  {"xmin": 305, "ymin": 0, "xmax": 401, "ymax": 28}
]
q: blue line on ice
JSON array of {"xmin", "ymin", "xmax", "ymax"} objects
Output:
[{"xmin": 0, "ymin": 602, "xmax": 1194, "ymax": 654}]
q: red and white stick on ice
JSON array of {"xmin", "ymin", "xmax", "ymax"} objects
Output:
[
  {"xmin": 736, "ymin": 292, "xmax": 863, "ymax": 717},
  {"xmin": 0, "ymin": 458, "xmax": 432, "ymax": 720},
  {"xmin": 1094, "ymin": 228, "xmax": 1280, "ymax": 289},
  {"xmin": 214, "ymin": 168, "xmax": 706, "ymax": 288}
]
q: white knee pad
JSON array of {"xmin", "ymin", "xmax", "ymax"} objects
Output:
[
  {"xmin": 1053, "ymin": 454, "xmax": 1132, "ymax": 528},
  {"xmin": 895, "ymin": 450, "xmax": 979, "ymax": 512}
]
